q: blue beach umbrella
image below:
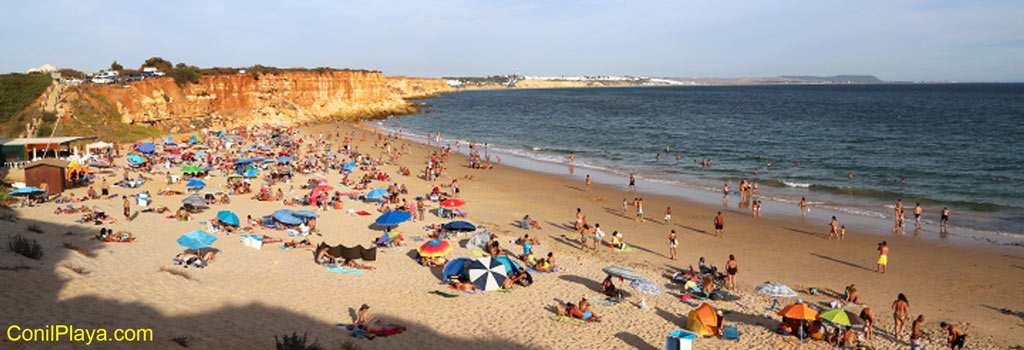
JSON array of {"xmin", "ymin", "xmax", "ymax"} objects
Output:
[
  {"xmin": 137, "ymin": 142, "xmax": 156, "ymax": 153},
  {"xmin": 442, "ymin": 221, "xmax": 476, "ymax": 232},
  {"xmin": 441, "ymin": 257, "xmax": 471, "ymax": 281},
  {"xmin": 233, "ymin": 159, "xmax": 253, "ymax": 166},
  {"xmin": 343, "ymin": 162, "xmax": 357, "ymax": 170},
  {"xmin": 272, "ymin": 209, "xmax": 302, "ymax": 225},
  {"xmin": 186, "ymin": 179, "xmax": 206, "ymax": 188},
  {"xmin": 177, "ymin": 230, "xmax": 218, "ymax": 249},
  {"xmin": 164, "ymin": 137, "xmax": 174, "ymax": 143},
  {"xmin": 375, "ymin": 211, "xmax": 411, "ymax": 226},
  {"xmin": 216, "ymin": 211, "xmax": 240, "ymax": 226},
  {"xmin": 365, "ymin": 189, "xmax": 387, "ymax": 199},
  {"xmin": 494, "ymin": 255, "xmax": 524, "ymax": 274},
  {"xmin": 126, "ymin": 154, "xmax": 145, "ymax": 165},
  {"xmin": 277, "ymin": 156, "xmax": 293, "ymax": 163},
  {"xmin": 10, "ymin": 187, "xmax": 44, "ymax": 196},
  {"xmin": 292, "ymin": 210, "xmax": 320, "ymax": 219},
  {"xmin": 243, "ymin": 169, "xmax": 259, "ymax": 178}
]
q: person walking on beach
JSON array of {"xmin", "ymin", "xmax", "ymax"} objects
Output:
[
  {"xmin": 892, "ymin": 293, "xmax": 909, "ymax": 338},
  {"xmin": 628, "ymin": 174, "xmax": 636, "ymax": 192},
  {"xmin": 894, "ymin": 209, "xmax": 906, "ymax": 235},
  {"xmin": 636, "ymin": 198, "xmax": 645, "ymax": 223},
  {"xmin": 592, "ymin": 223, "xmax": 603, "ymax": 250},
  {"xmin": 940, "ymin": 207, "xmax": 950, "ymax": 232},
  {"xmin": 585, "ymin": 174, "xmax": 592, "ymax": 192},
  {"xmin": 575, "ymin": 208, "xmax": 585, "ymax": 232},
  {"xmin": 914, "ymin": 203, "xmax": 923, "ymax": 230},
  {"xmin": 800, "ymin": 197, "xmax": 808, "ymax": 217},
  {"xmin": 877, "ymin": 241, "xmax": 889, "ymax": 273},
  {"xmin": 122, "ymin": 195, "xmax": 131, "ymax": 221},
  {"xmin": 622, "ymin": 198, "xmax": 628, "ymax": 213},
  {"xmin": 714, "ymin": 212, "xmax": 724, "ymax": 238},
  {"xmin": 725, "ymin": 254, "xmax": 738, "ymax": 289},
  {"xmin": 668, "ymin": 230, "xmax": 678, "ymax": 260},
  {"xmin": 451, "ymin": 179, "xmax": 460, "ymax": 198},
  {"xmin": 579, "ymin": 224, "xmax": 591, "ymax": 251},
  {"xmin": 940, "ymin": 322, "xmax": 967, "ymax": 349},
  {"xmin": 829, "ymin": 216, "xmax": 839, "ymax": 240},
  {"xmin": 663, "ymin": 206, "xmax": 672, "ymax": 224}
]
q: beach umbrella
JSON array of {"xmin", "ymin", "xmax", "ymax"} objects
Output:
[
  {"xmin": 182, "ymin": 196, "xmax": 207, "ymax": 205},
  {"xmin": 365, "ymin": 189, "xmax": 388, "ymax": 199},
  {"xmin": 442, "ymin": 257, "xmax": 470, "ymax": 281},
  {"xmin": 189, "ymin": 135, "xmax": 199, "ymax": 144},
  {"xmin": 310, "ymin": 185, "xmax": 334, "ymax": 199},
  {"xmin": 126, "ymin": 154, "xmax": 145, "ymax": 165},
  {"xmin": 292, "ymin": 210, "xmax": 320, "ymax": 219},
  {"xmin": 602, "ymin": 265, "xmax": 644, "ymax": 281},
  {"xmin": 343, "ymin": 162, "xmax": 357, "ymax": 170},
  {"xmin": 686, "ymin": 303, "xmax": 719, "ymax": 336},
  {"xmin": 631, "ymin": 278, "xmax": 663, "ymax": 310},
  {"xmin": 243, "ymin": 169, "xmax": 259, "ymax": 178},
  {"xmin": 164, "ymin": 137, "xmax": 174, "ymax": 143},
  {"xmin": 467, "ymin": 257, "xmax": 508, "ymax": 291},
  {"xmin": 755, "ymin": 283, "xmax": 798, "ymax": 298},
  {"xmin": 186, "ymin": 179, "xmax": 206, "ymax": 188},
  {"xmin": 272, "ymin": 209, "xmax": 301, "ymax": 225},
  {"xmin": 176, "ymin": 230, "xmax": 218, "ymax": 249},
  {"xmin": 817, "ymin": 309, "xmax": 865, "ymax": 327},
  {"xmin": 375, "ymin": 211, "xmax": 411, "ymax": 226},
  {"xmin": 181, "ymin": 166, "xmax": 204, "ymax": 174},
  {"xmin": 277, "ymin": 156, "xmax": 293, "ymax": 163},
  {"xmin": 439, "ymin": 199, "xmax": 465, "ymax": 208},
  {"xmin": 233, "ymin": 159, "xmax": 253, "ymax": 166},
  {"xmin": 463, "ymin": 230, "xmax": 492, "ymax": 249},
  {"xmin": 137, "ymin": 142, "xmax": 156, "ymax": 154},
  {"xmin": 10, "ymin": 187, "xmax": 44, "ymax": 196},
  {"xmin": 216, "ymin": 211, "xmax": 240, "ymax": 226},
  {"xmin": 417, "ymin": 239, "xmax": 452, "ymax": 258},
  {"xmin": 441, "ymin": 220, "xmax": 476, "ymax": 232},
  {"xmin": 779, "ymin": 303, "xmax": 819, "ymax": 320},
  {"xmin": 88, "ymin": 161, "xmax": 111, "ymax": 168}
]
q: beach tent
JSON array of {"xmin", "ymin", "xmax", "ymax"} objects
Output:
[
  {"xmin": 463, "ymin": 230, "xmax": 493, "ymax": 249},
  {"xmin": 493, "ymin": 255, "xmax": 523, "ymax": 274},
  {"xmin": 272, "ymin": 209, "xmax": 302, "ymax": 225},
  {"xmin": 442, "ymin": 257, "xmax": 471, "ymax": 281},
  {"xmin": 468, "ymin": 257, "xmax": 507, "ymax": 291},
  {"xmin": 686, "ymin": 303, "xmax": 719, "ymax": 336}
]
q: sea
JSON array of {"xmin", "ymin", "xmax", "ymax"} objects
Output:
[{"xmin": 374, "ymin": 84, "xmax": 1024, "ymax": 241}]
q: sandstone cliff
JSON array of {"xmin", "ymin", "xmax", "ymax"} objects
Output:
[{"xmin": 73, "ymin": 71, "xmax": 452, "ymax": 132}]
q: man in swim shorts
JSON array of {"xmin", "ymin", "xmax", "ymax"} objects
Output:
[
  {"xmin": 940, "ymin": 322, "xmax": 966, "ymax": 349},
  {"xmin": 877, "ymin": 241, "xmax": 888, "ymax": 273}
]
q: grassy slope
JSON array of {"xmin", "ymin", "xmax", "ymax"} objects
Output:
[
  {"xmin": 0, "ymin": 73, "xmax": 53, "ymax": 136},
  {"xmin": 58, "ymin": 89, "xmax": 163, "ymax": 143}
]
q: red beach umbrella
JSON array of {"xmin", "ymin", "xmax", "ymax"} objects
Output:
[{"xmin": 440, "ymin": 199, "xmax": 465, "ymax": 208}]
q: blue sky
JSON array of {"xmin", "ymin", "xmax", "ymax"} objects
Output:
[{"xmin": 1, "ymin": 0, "xmax": 1022, "ymax": 81}]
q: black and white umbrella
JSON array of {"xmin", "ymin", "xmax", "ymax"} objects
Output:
[{"xmin": 467, "ymin": 257, "xmax": 507, "ymax": 291}]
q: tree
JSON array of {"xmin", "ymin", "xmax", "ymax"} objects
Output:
[
  {"xmin": 142, "ymin": 57, "xmax": 173, "ymax": 72},
  {"xmin": 110, "ymin": 61, "xmax": 123, "ymax": 72}
]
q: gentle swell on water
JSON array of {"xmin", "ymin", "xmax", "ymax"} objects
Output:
[{"xmin": 378, "ymin": 84, "xmax": 1024, "ymax": 236}]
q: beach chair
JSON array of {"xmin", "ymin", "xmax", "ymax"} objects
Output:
[{"xmin": 722, "ymin": 325, "xmax": 739, "ymax": 340}]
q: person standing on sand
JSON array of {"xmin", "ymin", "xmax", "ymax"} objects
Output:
[
  {"xmin": 895, "ymin": 198, "xmax": 903, "ymax": 221},
  {"xmin": 800, "ymin": 197, "xmax": 808, "ymax": 217},
  {"xmin": 877, "ymin": 241, "xmax": 889, "ymax": 273},
  {"xmin": 592, "ymin": 223, "xmax": 604, "ymax": 250},
  {"xmin": 585, "ymin": 174, "xmax": 592, "ymax": 192},
  {"xmin": 829, "ymin": 216, "xmax": 839, "ymax": 239},
  {"xmin": 725, "ymin": 254, "xmax": 738, "ymax": 289},
  {"xmin": 861, "ymin": 308, "xmax": 876, "ymax": 341},
  {"xmin": 839, "ymin": 225, "xmax": 846, "ymax": 240},
  {"xmin": 914, "ymin": 203, "xmax": 923, "ymax": 230},
  {"xmin": 940, "ymin": 322, "xmax": 967, "ymax": 349},
  {"xmin": 722, "ymin": 182, "xmax": 729, "ymax": 202},
  {"xmin": 892, "ymin": 293, "xmax": 910, "ymax": 338},
  {"xmin": 941, "ymin": 207, "xmax": 950, "ymax": 232},
  {"xmin": 668, "ymin": 230, "xmax": 678, "ymax": 260},
  {"xmin": 664, "ymin": 206, "xmax": 672, "ymax": 224},
  {"xmin": 629, "ymin": 174, "xmax": 636, "ymax": 193},
  {"xmin": 575, "ymin": 208, "xmax": 585, "ymax": 232},
  {"xmin": 122, "ymin": 195, "xmax": 131, "ymax": 221},
  {"xmin": 636, "ymin": 198, "xmax": 645, "ymax": 223},
  {"xmin": 622, "ymin": 198, "xmax": 628, "ymax": 213},
  {"xmin": 714, "ymin": 212, "xmax": 724, "ymax": 237},
  {"xmin": 579, "ymin": 224, "xmax": 590, "ymax": 251}
]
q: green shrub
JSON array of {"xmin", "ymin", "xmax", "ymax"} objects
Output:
[
  {"xmin": 0, "ymin": 73, "xmax": 52, "ymax": 127},
  {"xmin": 274, "ymin": 332, "xmax": 322, "ymax": 350},
  {"xmin": 8, "ymin": 234, "xmax": 43, "ymax": 260}
]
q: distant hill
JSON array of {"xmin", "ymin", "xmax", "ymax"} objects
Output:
[{"xmin": 779, "ymin": 75, "xmax": 882, "ymax": 83}]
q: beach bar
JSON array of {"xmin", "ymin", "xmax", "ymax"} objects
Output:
[{"xmin": 0, "ymin": 136, "xmax": 97, "ymax": 168}]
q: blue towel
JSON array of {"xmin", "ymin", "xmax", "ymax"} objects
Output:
[
  {"xmin": 327, "ymin": 268, "xmax": 364, "ymax": 274},
  {"xmin": 527, "ymin": 267, "xmax": 558, "ymax": 274},
  {"xmin": 278, "ymin": 246, "xmax": 301, "ymax": 250}
]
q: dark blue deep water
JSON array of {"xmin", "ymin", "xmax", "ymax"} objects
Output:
[{"xmin": 379, "ymin": 84, "xmax": 1024, "ymax": 235}]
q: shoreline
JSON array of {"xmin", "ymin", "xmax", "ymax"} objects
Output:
[{"xmin": 368, "ymin": 119, "xmax": 1024, "ymax": 250}]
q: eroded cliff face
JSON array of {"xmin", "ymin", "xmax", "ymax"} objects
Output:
[{"xmin": 81, "ymin": 71, "xmax": 452, "ymax": 132}]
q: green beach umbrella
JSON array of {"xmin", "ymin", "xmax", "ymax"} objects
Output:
[
  {"xmin": 817, "ymin": 308, "xmax": 864, "ymax": 327},
  {"xmin": 182, "ymin": 166, "xmax": 204, "ymax": 174}
]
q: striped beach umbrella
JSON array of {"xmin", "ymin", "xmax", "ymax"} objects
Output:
[
  {"xmin": 417, "ymin": 240, "xmax": 452, "ymax": 258},
  {"xmin": 467, "ymin": 257, "xmax": 507, "ymax": 291},
  {"xmin": 755, "ymin": 283, "xmax": 798, "ymax": 297},
  {"xmin": 602, "ymin": 265, "xmax": 643, "ymax": 281}
]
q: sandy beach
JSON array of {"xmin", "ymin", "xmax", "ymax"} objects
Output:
[{"xmin": 1, "ymin": 121, "xmax": 1021, "ymax": 350}]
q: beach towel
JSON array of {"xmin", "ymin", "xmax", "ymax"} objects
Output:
[
  {"xmin": 587, "ymin": 297, "xmax": 619, "ymax": 306},
  {"xmin": 613, "ymin": 247, "xmax": 635, "ymax": 253},
  {"xmin": 335, "ymin": 324, "xmax": 402, "ymax": 337},
  {"xmin": 551, "ymin": 315, "xmax": 588, "ymax": 327},
  {"xmin": 429, "ymin": 290, "xmax": 458, "ymax": 298},
  {"xmin": 326, "ymin": 267, "xmax": 364, "ymax": 274},
  {"xmin": 278, "ymin": 246, "xmax": 303, "ymax": 250},
  {"xmin": 527, "ymin": 267, "xmax": 559, "ymax": 274},
  {"xmin": 682, "ymin": 300, "xmax": 700, "ymax": 307},
  {"xmin": 356, "ymin": 211, "xmax": 372, "ymax": 216},
  {"xmin": 497, "ymin": 289, "xmax": 513, "ymax": 293},
  {"xmin": 99, "ymin": 238, "xmax": 134, "ymax": 243},
  {"xmin": 472, "ymin": 250, "xmax": 490, "ymax": 257},
  {"xmin": 379, "ymin": 246, "xmax": 404, "ymax": 251}
]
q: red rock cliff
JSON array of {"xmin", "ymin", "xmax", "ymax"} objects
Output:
[{"xmin": 83, "ymin": 71, "xmax": 452, "ymax": 132}]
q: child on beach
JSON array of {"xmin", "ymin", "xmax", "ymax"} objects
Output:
[{"xmin": 664, "ymin": 206, "xmax": 672, "ymax": 224}]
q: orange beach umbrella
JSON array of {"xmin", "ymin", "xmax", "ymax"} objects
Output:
[{"xmin": 778, "ymin": 303, "xmax": 818, "ymax": 320}]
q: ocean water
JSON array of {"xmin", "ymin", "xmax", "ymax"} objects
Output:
[{"xmin": 377, "ymin": 84, "xmax": 1024, "ymax": 236}]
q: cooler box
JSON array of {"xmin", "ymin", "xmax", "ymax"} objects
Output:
[{"xmin": 665, "ymin": 329, "xmax": 696, "ymax": 350}]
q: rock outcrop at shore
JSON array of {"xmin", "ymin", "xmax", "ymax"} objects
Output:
[{"xmin": 83, "ymin": 71, "xmax": 452, "ymax": 132}]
